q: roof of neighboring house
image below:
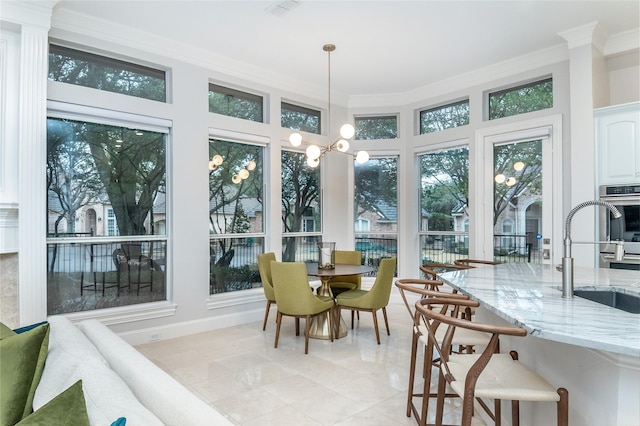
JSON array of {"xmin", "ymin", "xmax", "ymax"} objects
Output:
[{"xmin": 209, "ymin": 197, "xmax": 262, "ymax": 218}]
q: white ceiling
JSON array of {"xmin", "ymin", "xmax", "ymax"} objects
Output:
[{"xmin": 53, "ymin": 1, "xmax": 639, "ymax": 98}]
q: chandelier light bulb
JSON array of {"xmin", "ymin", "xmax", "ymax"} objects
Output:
[
  {"xmin": 306, "ymin": 144, "xmax": 321, "ymax": 160},
  {"xmin": 306, "ymin": 156, "xmax": 320, "ymax": 168},
  {"xmin": 336, "ymin": 139, "xmax": 349, "ymax": 152},
  {"xmin": 231, "ymin": 174, "xmax": 241, "ymax": 184},
  {"xmin": 212, "ymin": 154, "xmax": 223, "ymax": 166},
  {"xmin": 289, "ymin": 132, "xmax": 303, "ymax": 147},
  {"xmin": 494, "ymin": 174, "xmax": 506, "ymax": 184},
  {"xmin": 355, "ymin": 150, "xmax": 369, "ymax": 164},
  {"xmin": 208, "ymin": 160, "xmax": 216, "ymax": 171},
  {"xmin": 339, "ymin": 123, "xmax": 355, "ymax": 140},
  {"xmin": 246, "ymin": 160, "xmax": 256, "ymax": 171},
  {"xmin": 506, "ymin": 177, "xmax": 517, "ymax": 187},
  {"xmin": 238, "ymin": 169, "xmax": 250, "ymax": 179},
  {"xmin": 513, "ymin": 161, "xmax": 525, "ymax": 171}
]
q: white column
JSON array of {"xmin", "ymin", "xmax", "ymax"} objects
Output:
[
  {"xmin": 18, "ymin": 24, "xmax": 50, "ymax": 325},
  {"xmin": 559, "ymin": 22, "xmax": 608, "ymax": 267}
]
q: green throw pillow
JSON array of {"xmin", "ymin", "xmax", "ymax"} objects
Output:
[
  {"xmin": 0, "ymin": 322, "xmax": 50, "ymax": 426},
  {"xmin": 0, "ymin": 322, "xmax": 15, "ymax": 340},
  {"xmin": 16, "ymin": 380, "xmax": 89, "ymax": 426}
]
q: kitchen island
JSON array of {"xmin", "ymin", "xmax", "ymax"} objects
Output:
[{"xmin": 439, "ymin": 263, "xmax": 640, "ymax": 426}]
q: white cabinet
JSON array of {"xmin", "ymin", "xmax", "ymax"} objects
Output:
[{"xmin": 595, "ymin": 102, "xmax": 640, "ymax": 185}]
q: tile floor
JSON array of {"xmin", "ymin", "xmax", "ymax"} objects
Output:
[{"xmin": 136, "ymin": 300, "xmax": 463, "ymax": 425}]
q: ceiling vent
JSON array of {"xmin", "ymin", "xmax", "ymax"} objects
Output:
[{"xmin": 265, "ymin": 0, "xmax": 300, "ymax": 17}]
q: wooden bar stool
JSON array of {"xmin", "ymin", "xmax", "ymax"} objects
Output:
[
  {"xmin": 396, "ymin": 279, "xmax": 491, "ymax": 426},
  {"xmin": 416, "ymin": 297, "xmax": 569, "ymax": 426}
]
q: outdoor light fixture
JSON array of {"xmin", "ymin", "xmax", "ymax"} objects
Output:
[
  {"xmin": 288, "ymin": 44, "xmax": 368, "ymax": 167},
  {"xmin": 495, "ymin": 161, "xmax": 525, "ymax": 187}
]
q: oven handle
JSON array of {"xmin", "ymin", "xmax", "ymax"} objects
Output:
[
  {"xmin": 599, "ymin": 195, "xmax": 640, "ymax": 205},
  {"xmin": 601, "ymin": 253, "xmax": 640, "ymax": 264}
]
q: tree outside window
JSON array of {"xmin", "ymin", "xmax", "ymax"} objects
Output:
[{"xmin": 208, "ymin": 139, "xmax": 264, "ymax": 293}]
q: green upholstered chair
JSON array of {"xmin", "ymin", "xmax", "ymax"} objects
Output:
[
  {"xmin": 270, "ymin": 261, "xmax": 335, "ymax": 354},
  {"xmin": 336, "ymin": 256, "xmax": 396, "ymax": 344},
  {"xmin": 257, "ymin": 252, "xmax": 277, "ymax": 331},
  {"xmin": 328, "ymin": 250, "xmax": 362, "ymax": 296}
]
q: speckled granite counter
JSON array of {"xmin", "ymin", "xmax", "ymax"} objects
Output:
[{"xmin": 439, "ymin": 263, "xmax": 640, "ymax": 357}]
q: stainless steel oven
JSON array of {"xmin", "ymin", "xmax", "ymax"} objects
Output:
[{"xmin": 599, "ymin": 184, "xmax": 640, "ymax": 269}]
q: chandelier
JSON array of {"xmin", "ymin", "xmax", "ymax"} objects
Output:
[{"xmin": 288, "ymin": 44, "xmax": 369, "ymax": 167}]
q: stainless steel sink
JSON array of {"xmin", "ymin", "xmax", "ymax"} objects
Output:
[{"xmin": 574, "ymin": 289, "xmax": 640, "ymax": 314}]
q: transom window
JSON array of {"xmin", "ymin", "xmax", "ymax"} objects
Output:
[
  {"xmin": 208, "ymin": 83, "xmax": 264, "ymax": 122},
  {"xmin": 48, "ymin": 44, "xmax": 166, "ymax": 102},
  {"xmin": 281, "ymin": 102, "xmax": 321, "ymax": 134},
  {"xmin": 354, "ymin": 115, "xmax": 398, "ymax": 140},
  {"xmin": 419, "ymin": 100, "xmax": 469, "ymax": 134},
  {"xmin": 488, "ymin": 78, "xmax": 553, "ymax": 120}
]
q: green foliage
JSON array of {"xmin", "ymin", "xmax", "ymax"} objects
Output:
[
  {"xmin": 208, "ymin": 92, "xmax": 263, "ymax": 122},
  {"xmin": 489, "ymin": 79, "xmax": 552, "ymax": 120},
  {"xmin": 420, "ymin": 100, "xmax": 469, "ymax": 134},
  {"xmin": 281, "ymin": 104, "xmax": 320, "ymax": 134},
  {"xmin": 354, "ymin": 157, "xmax": 398, "ymax": 221},
  {"xmin": 420, "ymin": 147, "xmax": 469, "ymax": 222},
  {"xmin": 355, "ymin": 116, "xmax": 397, "ymax": 140},
  {"xmin": 47, "ymin": 118, "xmax": 166, "ymax": 237},
  {"xmin": 48, "ymin": 46, "xmax": 166, "ymax": 102}
]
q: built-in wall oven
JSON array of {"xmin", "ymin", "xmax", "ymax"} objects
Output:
[{"xmin": 599, "ymin": 184, "xmax": 640, "ymax": 270}]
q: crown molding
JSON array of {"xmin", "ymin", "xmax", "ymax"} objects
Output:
[{"xmin": 0, "ymin": 0, "xmax": 55, "ymax": 29}]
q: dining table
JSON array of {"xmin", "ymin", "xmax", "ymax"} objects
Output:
[{"xmin": 306, "ymin": 262, "xmax": 374, "ymax": 339}]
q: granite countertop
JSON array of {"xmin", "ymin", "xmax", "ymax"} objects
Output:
[{"xmin": 439, "ymin": 263, "xmax": 640, "ymax": 357}]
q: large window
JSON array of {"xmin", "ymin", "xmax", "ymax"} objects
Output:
[
  {"xmin": 208, "ymin": 83, "xmax": 263, "ymax": 122},
  {"xmin": 281, "ymin": 150, "xmax": 321, "ymax": 262},
  {"xmin": 354, "ymin": 157, "xmax": 398, "ymax": 270},
  {"xmin": 281, "ymin": 102, "xmax": 321, "ymax": 134},
  {"xmin": 46, "ymin": 116, "xmax": 168, "ymax": 314},
  {"xmin": 419, "ymin": 100, "xmax": 469, "ymax": 134},
  {"xmin": 208, "ymin": 139, "xmax": 264, "ymax": 294},
  {"xmin": 354, "ymin": 115, "xmax": 398, "ymax": 140},
  {"xmin": 488, "ymin": 78, "xmax": 553, "ymax": 120},
  {"xmin": 419, "ymin": 146, "xmax": 469, "ymax": 263},
  {"xmin": 48, "ymin": 44, "xmax": 166, "ymax": 102}
]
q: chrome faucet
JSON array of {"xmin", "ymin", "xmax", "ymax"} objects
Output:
[{"xmin": 562, "ymin": 200, "xmax": 624, "ymax": 298}]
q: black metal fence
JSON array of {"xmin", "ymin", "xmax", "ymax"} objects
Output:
[{"xmin": 420, "ymin": 233, "xmax": 541, "ymax": 264}]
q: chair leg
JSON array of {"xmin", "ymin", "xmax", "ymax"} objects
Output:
[
  {"xmin": 557, "ymin": 388, "xmax": 569, "ymax": 426},
  {"xmin": 435, "ymin": 368, "xmax": 447, "ymax": 426},
  {"xmin": 262, "ymin": 301, "xmax": 272, "ymax": 331},
  {"xmin": 406, "ymin": 331, "xmax": 419, "ymax": 417},
  {"xmin": 382, "ymin": 306, "xmax": 390, "ymax": 335},
  {"xmin": 304, "ymin": 314, "xmax": 311, "ymax": 354},
  {"xmin": 511, "ymin": 400, "xmax": 518, "ymax": 426},
  {"xmin": 351, "ymin": 310, "xmax": 355, "ymax": 329},
  {"xmin": 328, "ymin": 309, "xmax": 334, "ymax": 343},
  {"xmin": 372, "ymin": 309, "xmax": 380, "ymax": 344},
  {"xmin": 274, "ymin": 311, "xmax": 282, "ymax": 348},
  {"xmin": 295, "ymin": 318, "xmax": 300, "ymax": 336}
]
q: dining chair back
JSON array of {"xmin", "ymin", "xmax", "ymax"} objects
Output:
[
  {"xmin": 270, "ymin": 261, "xmax": 335, "ymax": 354},
  {"xmin": 328, "ymin": 250, "xmax": 362, "ymax": 295},
  {"xmin": 257, "ymin": 252, "xmax": 277, "ymax": 331},
  {"xmin": 335, "ymin": 256, "xmax": 396, "ymax": 344}
]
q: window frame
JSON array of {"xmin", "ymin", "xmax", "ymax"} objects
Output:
[
  {"xmin": 353, "ymin": 114, "xmax": 399, "ymax": 140},
  {"xmin": 48, "ymin": 43, "xmax": 168, "ymax": 102},
  {"xmin": 418, "ymin": 99, "xmax": 470, "ymax": 135},
  {"xmin": 281, "ymin": 101, "xmax": 321, "ymax": 134},
  {"xmin": 208, "ymin": 82, "xmax": 265, "ymax": 123}
]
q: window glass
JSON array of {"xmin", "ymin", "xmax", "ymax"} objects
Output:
[
  {"xmin": 281, "ymin": 150, "xmax": 321, "ymax": 262},
  {"xmin": 48, "ymin": 44, "xmax": 166, "ymax": 102},
  {"xmin": 46, "ymin": 117, "xmax": 167, "ymax": 315},
  {"xmin": 208, "ymin": 83, "xmax": 263, "ymax": 122},
  {"xmin": 209, "ymin": 139, "xmax": 264, "ymax": 294},
  {"xmin": 419, "ymin": 146, "xmax": 469, "ymax": 263},
  {"xmin": 419, "ymin": 100, "xmax": 469, "ymax": 134},
  {"xmin": 354, "ymin": 157, "xmax": 398, "ymax": 273},
  {"xmin": 488, "ymin": 78, "xmax": 553, "ymax": 120},
  {"xmin": 354, "ymin": 115, "xmax": 398, "ymax": 140},
  {"xmin": 281, "ymin": 102, "xmax": 321, "ymax": 134}
]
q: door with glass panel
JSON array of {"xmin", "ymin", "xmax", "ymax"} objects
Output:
[{"xmin": 487, "ymin": 133, "xmax": 553, "ymax": 265}]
